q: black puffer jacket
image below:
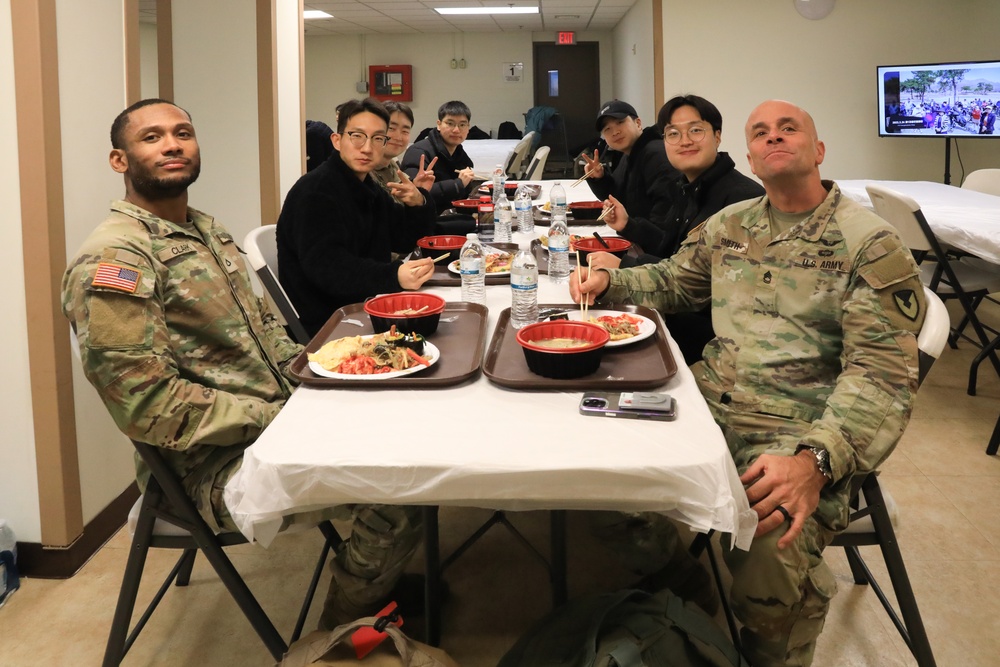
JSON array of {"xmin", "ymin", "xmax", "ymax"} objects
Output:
[
  {"xmin": 400, "ymin": 129, "xmax": 475, "ymax": 212},
  {"xmin": 588, "ymin": 126, "xmax": 677, "ymax": 243},
  {"xmin": 619, "ymin": 152, "xmax": 764, "ymax": 267}
]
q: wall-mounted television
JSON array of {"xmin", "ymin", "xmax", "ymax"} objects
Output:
[{"xmin": 878, "ymin": 60, "xmax": 999, "ymax": 137}]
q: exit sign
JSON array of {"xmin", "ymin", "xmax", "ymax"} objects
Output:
[{"xmin": 556, "ymin": 31, "xmax": 576, "ymax": 45}]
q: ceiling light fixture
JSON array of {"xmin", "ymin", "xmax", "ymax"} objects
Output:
[
  {"xmin": 303, "ymin": 10, "xmax": 334, "ymax": 19},
  {"xmin": 554, "ymin": 14, "xmax": 579, "ymax": 19},
  {"xmin": 435, "ymin": 7, "xmax": 539, "ymax": 15}
]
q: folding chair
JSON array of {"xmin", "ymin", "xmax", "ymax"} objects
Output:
[
  {"xmin": 962, "ymin": 168, "xmax": 1000, "ymax": 197},
  {"xmin": 691, "ymin": 287, "xmax": 948, "ymax": 667},
  {"xmin": 103, "ymin": 439, "xmax": 342, "ymax": 666},
  {"xmin": 508, "ymin": 131, "xmax": 535, "ymax": 179},
  {"xmin": 244, "ymin": 225, "xmax": 311, "ymax": 345},
  {"xmin": 522, "ymin": 146, "xmax": 550, "ymax": 181},
  {"xmin": 866, "ymin": 184, "xmax": 1000, "ymax": 395}
]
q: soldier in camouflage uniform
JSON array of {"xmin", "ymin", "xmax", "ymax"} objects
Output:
[
  {"xmin": 62, "ymin": 99, "xmax": 424, "ymax": 632},
  {"xmin": 572, "ymin": 100, "xmax": 926, "ymax": 667}
]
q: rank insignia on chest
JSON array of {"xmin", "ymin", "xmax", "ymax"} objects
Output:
[
  {"xmin": 893, "ymin": 289, "xmax": 920, "ymax": 321},
  {"xmin": 92, "ymin": 262, "xmax": 140, "ymax": 293}
]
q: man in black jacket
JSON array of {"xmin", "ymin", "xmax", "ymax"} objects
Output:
[
  {"xmin": 401, "ymin": 100, "xmax": 477, "ymax": 212},
  {"xmin": 277, "ymin": 97, "xmax": 437, "ymax": 337},
  {"xmin": 588, "ymin": 95, "xmax": 764, "ymax": 364},
  {"xmin": 581, "ymin": 100, "xmax": 677, "ymax": 241}
]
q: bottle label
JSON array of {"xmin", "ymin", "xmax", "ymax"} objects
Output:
[
  {"xmin": 460, "ymin": 259, "xmax": 483, "ymax": 275},
  {"xmin": 549, "ymin": 238, "xmax": 569, "ymax": 252},
  {"xmin": 511, "ymin": 280, "xmax": 537, "ymax": 290}
]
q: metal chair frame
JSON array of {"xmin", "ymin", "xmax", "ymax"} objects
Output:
[{"xmin": 102, "ymin": 439, "xmax": 341, "ymax": 666}]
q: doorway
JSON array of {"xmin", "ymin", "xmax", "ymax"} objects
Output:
[{"xmin": 532, "ymin": 42, "xmax": 600, "ymax": 174}]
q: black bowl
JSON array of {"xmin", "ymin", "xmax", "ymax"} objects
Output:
[
  {"xmin": 515, "ymin": 321, "xmax": 610, "ymax": 379},
  {"xmin": 569, "ymin": 201, "xmax": 604, "ymax": 220},
  {"xmin": 363, "ymin": 292, "xmax": 446, "ymax": 336}
]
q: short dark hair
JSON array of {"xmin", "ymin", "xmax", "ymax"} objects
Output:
[
  {"xmin": 383, "ymin": 101, "xmax": 414, "ymax": 126},
  {"xmin": 437, "ymin": 100, "xmax": 471, "ymax": 121},
  {"xmin": 656, "ymin": 95, "xmax": 723, "ymax": 134},
  {"xmin": 336, "ymin": 98, "xmax": 390, "ymax": 134},
  {"xmin": 110, "ymin": 98, "xmax": 191, "ymax": 149}
]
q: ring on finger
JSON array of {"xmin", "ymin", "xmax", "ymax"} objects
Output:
[{"xmin": 773, "ymin": 505, "xmax": 791, "ymax": 522}]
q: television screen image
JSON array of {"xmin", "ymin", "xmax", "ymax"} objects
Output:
[{"xmin": 878, "ymin": 60, "xmax": 1000, "ymax": 137}]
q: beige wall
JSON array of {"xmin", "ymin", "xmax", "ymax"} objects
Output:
[
  {"xmin": 304, "ymin": 30, "xmax": 617, "ymax": 139},
  {"xmin": 139, "ymin": 22, "xmax": 158, "ymax": 100},
  {"xmin": 662, "ymin": 0, "xmax": 1000, "ymax": 182},
  {"xmin": 612, "ymin": 0, "xmax": 656, "ymax": 119},
  {"xmin": 0, "ymin": 0, "xmax": 41, "ymax": 540}
]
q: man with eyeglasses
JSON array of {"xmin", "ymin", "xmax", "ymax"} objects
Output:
[
  {"xmin": 277, "ymin": 97, "xmax": 437, "ymax": 338},
  {"xmin": 572, "ymin": 100, "xmax": 926, "ymax": 667},
  {"xmin": 588, "ymin": 95, "xmax": 765, "ymax": 364},
  {"xmin": 580, "ymin": 100, "xmax": 677, "ymax": 243},
  {"xmin": 401, "ymin": 100, "xmax": 477, "ymax": 213}
]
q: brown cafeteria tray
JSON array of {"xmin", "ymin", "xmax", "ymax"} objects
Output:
[
  {"xmin": 533, "ymin": 209, "xmax": 603, "ymax": 226},
  {"xmin": 289, "ymin": 301, "xmax": 488, "ymax": 388},
  {"xmin": 482, "ymin": 303, "xmax": 677, "ymax": 390},
  {"xmin": 424, "ymin": 242, "xmax": 518, "ymax": 287},
  {"xmin": 530, "ymin": 239, "xmax": 643, "ymax": 275}
]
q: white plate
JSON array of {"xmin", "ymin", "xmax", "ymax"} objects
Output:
[
  {"xmin": 447, "ymin": 258, "xmax": 512, "ymax": 276},
  {"xmin": 565, "ymin": 310, "xmax": 656, "ymax": 348},
  {"xmin": 534, "ymin": 203, "xmax": 552, "ymax": 217},
  {"xmin": 308, "ymin": 339, "xmax": 440, "ymax": 380}
]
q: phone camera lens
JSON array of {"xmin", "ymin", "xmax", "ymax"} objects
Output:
[{"xmin": 583, "ymin": 398, "xmax": 605, "ymax": 408}]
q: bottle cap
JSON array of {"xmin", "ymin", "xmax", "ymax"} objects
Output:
[{"xmin": 467, "ymin": 233, "xmax": 477, "ymax": 240}]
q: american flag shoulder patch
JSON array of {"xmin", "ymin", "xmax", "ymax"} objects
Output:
[{"xmin": 92, "ymin": 262, "xmax": 141, "ymax": 293}]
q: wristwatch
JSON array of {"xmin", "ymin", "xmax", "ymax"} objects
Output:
[{"xmin": 797, "ymin": 445, "xmax": 833, "ymax": 482}]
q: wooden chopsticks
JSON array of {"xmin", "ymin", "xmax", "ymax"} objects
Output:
[{"xmin": 570, "ymin": 168, "xmax": 596, "ymax": 188}]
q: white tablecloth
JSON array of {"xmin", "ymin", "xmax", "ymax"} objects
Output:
[
  {"xmin": 838, "ymin": 180, "xmax": 1000, "ymax": 265},
  {"xmin": 224, "ymin": 180, "xmax": 757, "ymax": 550},
  {"xmin": 461, "ymin": 139, "xmax": 520, "ymax": 175}
]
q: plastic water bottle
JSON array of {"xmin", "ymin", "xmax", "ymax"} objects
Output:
[
  {"xmin": 492, "ymin": 163, "xmax": 506, "ymax": 204},
  {"xmin": 510, "ymin": 242, "xmax": 538, "ymax": 329},
  {"xmin": 460, "ymin": 233, "xmax": 486, "ymax": 304},
  {"xmin": 549, "ymin": 181, "xmax": 567, "ymax": 218},
  {"xmin": 495, "ymin": 190, "xmax": 513, "ymax": 243},
  {"xmin": 514, "ymin": 184, "xmax": 533, "ymax": 234},
  {"xmin": 547, "ymin": 212, "xmax": 571, "ymax": 283},
  {"xmin": 0, "ymin": 520, "xmax": 18, "ymax": 608}
]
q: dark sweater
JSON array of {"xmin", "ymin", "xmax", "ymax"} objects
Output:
[
  {"xmin": 400, "ymin": 129, "xmax": 475, "ymax": 212},
  {"xmin": 588, "ymin": 126, "xmax": 678, "ymax": 246},
  {"xmin": 620, "ymin": 152, "xmax": 765, "ymax": 267},
  {"xmin": 276, "ymin": 149, "xmax": 436, "ymax": 337}
]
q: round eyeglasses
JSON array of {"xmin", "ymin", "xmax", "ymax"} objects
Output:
[
  {"xmin": 664, "ymin": 125, "xmax": 709, "ymax": 145},
  {"xmin": 343, "ymin": 131, "xmax": 389, "ymax": 148}
]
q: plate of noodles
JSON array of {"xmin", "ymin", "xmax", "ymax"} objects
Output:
[
  {"xmin": 565, "ymin": 310, "xmax": 655, "ymax": 348},
  {"xmin": 307, "ymin": 334, "xmax": 440, "ymax": 380}
]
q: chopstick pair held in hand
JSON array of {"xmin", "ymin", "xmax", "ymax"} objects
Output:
[{"xmin": 576, "ymin": 251, "xmax": 593, "ymax": 319}]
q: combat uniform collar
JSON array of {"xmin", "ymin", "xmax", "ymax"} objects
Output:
[
  {"xmin": 744, "ymin": 180, "xmax": 841, "ymax": 242},
  {"xmin": 110, "ymin": 200, "xmax": 216, "ymax": 242}
]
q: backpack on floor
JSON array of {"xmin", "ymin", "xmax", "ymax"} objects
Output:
[{"xmin": 496, "ymin": 589, "xmax": 749, "ymax": 667}]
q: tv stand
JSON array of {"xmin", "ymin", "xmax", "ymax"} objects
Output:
[{"xmin": 943, "ymin": 137, "xmax": 951, "ymax": 185}]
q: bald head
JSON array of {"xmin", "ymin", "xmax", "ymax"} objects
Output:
[{"xmin": 744, "ymin": 100, "xmax": 819, "ymax": 145}]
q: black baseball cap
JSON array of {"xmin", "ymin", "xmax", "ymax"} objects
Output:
[{"xmin": 596, "ymin": 100, "xmax": 638, "ymax": 130}]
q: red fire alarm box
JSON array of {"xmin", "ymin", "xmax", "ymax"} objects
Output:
[{"xmin": 368, "ymin": 64, "xmax": 413, "ymax": 102}]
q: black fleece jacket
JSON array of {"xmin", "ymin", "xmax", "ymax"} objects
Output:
[
  {"xmin": 619, "ymin": 152, "xmax": 765, "ymax": 267},
  {"xmin": 400, "ymin": 129, "xmax": 475, "ymax": 212},
  {"xmin": 588, "ymin": 126, "xmax": 678, "ymax": 246},
  {"xmin": 276, "ymin": 149, "xmax": 436, "ymax": 337}
]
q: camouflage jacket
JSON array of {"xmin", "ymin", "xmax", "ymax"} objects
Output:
[
  {"xmin": 62, "ymin": 201, "xmax": 301, "ymax": 531},
  {"xmin": 601, "ymin": 182, "xmax": 925, "ymax": 528}
]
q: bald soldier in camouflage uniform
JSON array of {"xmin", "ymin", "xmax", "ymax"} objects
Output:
[
  {"xmin": 573, "ymin": 100, "xmax": 925, "ymax": 667},
  {"xmin": 63, "ymin": 99, "xmax": 422, "ymax": 631}
]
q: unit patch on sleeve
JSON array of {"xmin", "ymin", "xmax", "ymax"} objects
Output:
[
  {"xmin": 92, "ymin": 262, "xmax": 141, "ymax": 293},
  {"xmin": 893, "ymin": 288, "xmax": 920, "ymax": 321}
]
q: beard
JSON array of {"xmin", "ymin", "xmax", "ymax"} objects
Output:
[{"xmin": 127, "ymin": 153, "xmax": 202, "ymax": 200}]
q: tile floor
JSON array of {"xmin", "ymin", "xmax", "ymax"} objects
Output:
[{"xmin": 4, "ymin": 305, "xmax": 1000, "ymax": 666}]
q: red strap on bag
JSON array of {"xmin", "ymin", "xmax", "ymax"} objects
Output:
[{"xmin": 351, "ymin": 602, "xmax": 403, "ymax": 659}]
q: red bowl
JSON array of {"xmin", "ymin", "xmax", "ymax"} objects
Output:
[
  {"xmin": 571, "ymin": 236, "xmax": 633, "ymax": 260},
  {"xmin": 363, "ymin": 292, "xmax": 446, "ymax": 336},
  {"xmin": 569, "ymin": 201, "xmax": 605, "ymax": 220},
  {"xmin": 516, "ymin": 321, "xmax": 610, "ymax": 379},
  {"xmin": 481, "ymin": 182, "xmax": 521, "ymax": 196},
  {"xmin": 451, "ymin": 199, "xmax": 482, "ymax": 214}
]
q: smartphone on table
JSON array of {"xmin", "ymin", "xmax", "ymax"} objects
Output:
[{"xmin": 579, "ymin": 391, "xmax": 677, "ymax": 421}]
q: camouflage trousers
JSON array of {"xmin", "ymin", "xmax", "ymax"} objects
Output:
[
  {"xmin": 208, "ymin": 460, "xmax": 424, "ymax": 631},
  {"xmin": 722, "ymin": 516, "xmax": 837, "ymax": 667}
]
